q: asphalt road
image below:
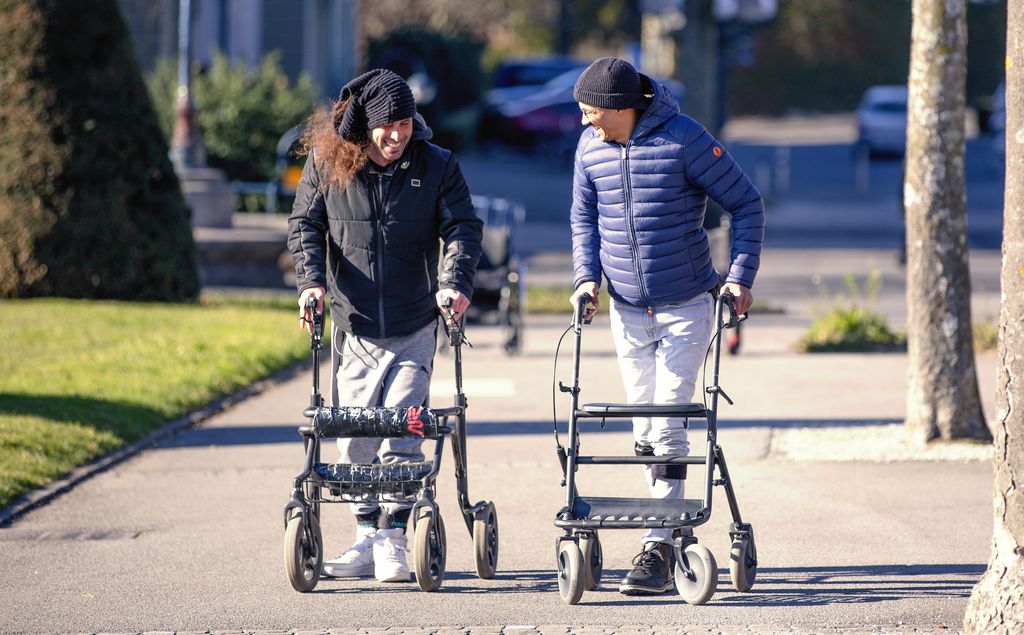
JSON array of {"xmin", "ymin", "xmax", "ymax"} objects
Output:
[{"xmin": 460, "ymin": 115, "xmax": 1005, "ymax": 250}]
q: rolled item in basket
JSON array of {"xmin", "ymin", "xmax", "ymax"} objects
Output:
[
  {"xmin": 314, "ymin": 462, "xmax": 434, "ymax": 484},
  {"xmin": 311, "ymin": 405, "xmax": 441, "ymax": 438}
]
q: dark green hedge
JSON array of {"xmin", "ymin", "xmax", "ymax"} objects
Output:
[{"xmin": 0, "ymin": 0, "xmax": 199, "ymax": 301}]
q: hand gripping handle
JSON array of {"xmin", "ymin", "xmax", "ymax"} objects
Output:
[
  {"xmin": 575, "ymin": 292, "xmax": 593, "ymax": 327},
  {"xmin": 306, "ymin": 295, "xmax": 324, "ymax": 349}
]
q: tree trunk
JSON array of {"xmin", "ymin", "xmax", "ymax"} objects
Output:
[
  {"xmin": 963, "ymin": 2, "xmax": 1024, "ymax": 631},
  {"xmin": 904, "ymin": 0, "xmax": 990, "ymax": 442},
  {"xmin": 677, "ymin": 0, "xmax": 719, "ymax": 134}
]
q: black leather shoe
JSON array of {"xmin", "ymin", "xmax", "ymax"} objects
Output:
[{"xmin": 618, "ymin": 542, "xmax": 674, "ymax": 595}]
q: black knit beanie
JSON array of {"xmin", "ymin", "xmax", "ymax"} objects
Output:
[
  {"xmin": 336, "ymin": 69, "xmax": 417, "ymax": 142},
  {"xmin": 573, "ymin": 57, "xmax": 644, "ymax": 110}
]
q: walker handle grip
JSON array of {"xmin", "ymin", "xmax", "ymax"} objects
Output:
[
  {"xmin": 306, "ymin": 295, "xmax": 324, "ymax": 347},
  {"xmin": 719, "ymin": 291, "xmax": 747, "ymax": 328},
  {"xmin": 575, "ymin": 292, "xmax": 593, "ymax": 326}
]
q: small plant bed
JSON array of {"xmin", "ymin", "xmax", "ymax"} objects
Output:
[
  {"xmin": 797, "ymin": 271, "xmax": 906, "ymax": 353},
  {"xmin": 0, "ymin": 296, "xmax": 312, "ymax": 510}
]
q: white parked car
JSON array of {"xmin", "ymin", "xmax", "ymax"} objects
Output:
[{"xmin": 856, "ymin": 85, "xmax": 908, "ymax": 157}]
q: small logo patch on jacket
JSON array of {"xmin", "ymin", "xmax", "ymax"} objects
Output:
[
  {"xmin": 411, "ymin": 179, "xmax": 421, "ymax": 187},
  {"xmin": 712, "ymin": 146, "xmax": 723, "ymax": 157}
]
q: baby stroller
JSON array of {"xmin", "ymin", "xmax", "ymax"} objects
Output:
[
  {"xmin": 282, "ymin": 298, "xmax": 500, "ymax": 592},
  {"xmin": 468, "ymin": 195, "xmax": 525, "ymax": 355},
  {"xmin": 551, "ymin": 292, "xmax": 757, "ymax": 605}
]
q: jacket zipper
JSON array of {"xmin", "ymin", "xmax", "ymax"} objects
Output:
[
  {"xmin": 621, "ymin": 144, "xmax": 649, "ymax": 306},
  {"xmin": 620, "ymin": 105, "xmax": 656, "ymax": 306},
  {"xmin": 372, "ymin": 171, "xmax": 387, "ymax": 339}
]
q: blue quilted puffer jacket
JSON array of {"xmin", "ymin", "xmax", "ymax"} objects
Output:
[{"xmin": 570, "ymin": 77, "xmax": 765, "ymax": 308}]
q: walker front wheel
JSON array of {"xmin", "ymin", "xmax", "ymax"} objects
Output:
[
  {"xmin": 283, "ymin": 509, "xmax": 322, "ymax": 592},
  {"xmin": 473, "ymin": 502, "xmax": 499, "ymax": 579},
  {"xmin": 579, "ymin": 533, "xmax": 603, "ymax": 590},
  {"xmin": 413, "ymin": 507, "xmax": 447, "ymax": 592},
  {"xmin": 675, "ymin": 543, "xmax": 718, "ymax": 605},
  {"xmin": 556, "ymin": 540, "xmax": 585, "ymax": 605},
  {"xmin": 729, "ymin": 529, "xmax": 757, "ymax": 592}
]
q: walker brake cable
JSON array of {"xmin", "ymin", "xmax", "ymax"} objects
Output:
[{"xmin": 550, "ymin": 321, "xmax": 574, "ymax": 454}]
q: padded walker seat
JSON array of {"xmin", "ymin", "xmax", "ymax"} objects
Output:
[{"xmin": 577, "ymin": 402, "xmax": 708, "ymax": 418}]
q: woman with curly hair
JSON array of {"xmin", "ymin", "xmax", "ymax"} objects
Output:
[{"xmin": 287, "ymin": 69, "xmax": 483, "ymax": 583}]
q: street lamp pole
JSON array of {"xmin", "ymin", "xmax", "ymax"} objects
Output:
[{"xmin": 170, "ymin": 0, "xmax": 205, "ymax": 169}]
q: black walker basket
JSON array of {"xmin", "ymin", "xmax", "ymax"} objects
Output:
[
  {"xmin": 551, "ymin": 292, "xmax": 758, "ymax": 605},
  {"xmin": 282, "ymin": 297, "xmax": 499, "ymax": 593}
]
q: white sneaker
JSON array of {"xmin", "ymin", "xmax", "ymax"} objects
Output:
[
  {"xmin": 322, "ymin": 526, "xmax": 376, "ymax": 577},
  {"xmin": 373, "ymin": 528, "xmax": 411, "ymax": 582}
]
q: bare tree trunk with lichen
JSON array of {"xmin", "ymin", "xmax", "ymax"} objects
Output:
[
  {"xmin": 963, "ymin": 2, "xmax": 1024, "ymax": 631},
  {"xmin": 904, "ymin": 0, "xmax": 990, "ymax": 443}
]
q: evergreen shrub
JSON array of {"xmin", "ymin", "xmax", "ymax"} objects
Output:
[{"xmin": 0, "ymin": 0, "xmax": 199, "ymax": 301}]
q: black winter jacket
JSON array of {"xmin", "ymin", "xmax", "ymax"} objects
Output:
[{"xmin": 287, "ymin": 116, "xmax": 482, "ymax": 338}]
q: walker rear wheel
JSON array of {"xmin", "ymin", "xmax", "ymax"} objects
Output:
[
  {"xmin": 473, "ymin": 502, "xmax": 499, "ymax": 579},
  {"xmin": 556, "ymin": 540, "xmax": 585, "ymax": 605},
  {"xmin": 283, "ymin": 509, "xmax": 322, "ymax": 592},
  {"xmin": 579, "ymin": 533, "xmax": 603, "ymax": 590},
  {"xmin": 729, "ymin": 529, "xmax": 757, "ymax": 592},
  {"xmin": 413, "ymin": 507, "xmax": 447, "ymax": 592},
  {"xmin": 675, "ymin": 543, "xmax": 718, "ymax": 605}
]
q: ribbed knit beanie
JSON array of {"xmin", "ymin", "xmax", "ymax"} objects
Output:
[
  {"xmin": 336, "ymin": 69, "xmax": 416, "ymax": 142},
  {"xmin": 573, "ymin": 57, "xmax": 644, "ymax": 110}
]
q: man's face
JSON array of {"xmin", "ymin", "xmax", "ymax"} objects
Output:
[
  {"xmin": 579, "ymin": 103, "xmax": 631, "ymax": 144},
  {"xmin": 368, "ymin": 118, "xmax": 413, "ymax": 165}
]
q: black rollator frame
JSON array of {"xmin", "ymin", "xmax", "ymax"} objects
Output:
[
  {"xmin": 551, "ymin": 291, "xmax": 758, "ymax": 605},
  {"xmin": 282, "ymin": 297, "xmax": 499, "ymax": 593}
]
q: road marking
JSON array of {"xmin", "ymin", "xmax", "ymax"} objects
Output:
[{"xmin": 430, "ymin": 378, "xmax": 516, "ymax": 398}]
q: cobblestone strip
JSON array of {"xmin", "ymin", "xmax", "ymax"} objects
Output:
[{"xmin": 126, "ymin": 626, "xmax": 965, "ymax": 635}]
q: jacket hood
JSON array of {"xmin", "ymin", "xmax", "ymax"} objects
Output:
[
  {"xmin": 412, "ymin": 112, "xmax": 433, "ymax": 142},
  {"xmin": 631, "ymin": 74, "xmax": 680, "ymax": 142}
]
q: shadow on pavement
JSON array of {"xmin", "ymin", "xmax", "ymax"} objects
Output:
[
  {"xmin": 160, "ymin": 418, "xmax": 904, "ymax": 447},
  {"xmin": 561, "ymin": 564, "xmax": 985, "ymax": 607},
  {"xmin": 159, "ymin": 417, "xmax": 906, "ymax": 447},
  {"xmin": 709, "ymin": 564, "xmax": 986, "ymax": 607},
  {"xmin": 303, "ymin": 564, "xmax": 985, "ymax": 603},
  {"xmin": 308, "ymin": 569, "xmax": 559, "ymax": 595}
]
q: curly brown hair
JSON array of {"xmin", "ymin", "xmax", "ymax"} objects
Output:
[{"xmin": 297, "ymin": 98, "xmax": 369, "ymax": 190}]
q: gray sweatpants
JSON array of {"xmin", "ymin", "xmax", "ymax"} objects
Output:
[{"xmin": 332, "ymin": 320, "xmax": 437, "ymax": 517}]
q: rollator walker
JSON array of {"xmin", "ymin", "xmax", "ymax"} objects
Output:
[
  {"xmin": 552, "ymin": 291, "xmax": 758, "ymax": 605},
  {"xmin": 283, "ymin": 297, "xmax": 499, "ymax": 592}
]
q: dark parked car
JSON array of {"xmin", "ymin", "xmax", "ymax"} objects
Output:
[
  {"xmin": 492, "ymin": 57, "xmax": 586, "ymax": 89},
  {"xmin": 479, "ymin": 65, "xmax": 685, "ymax": 158}
]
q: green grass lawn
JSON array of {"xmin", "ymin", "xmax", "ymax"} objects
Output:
[{"xmin": 0, "ymin": 295, "xmax": 312, "ymax": 510}]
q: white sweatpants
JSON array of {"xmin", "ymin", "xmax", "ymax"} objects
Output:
[{"xmin": 608, "ymin": 293, "xmax": 714, "ymax": 544}]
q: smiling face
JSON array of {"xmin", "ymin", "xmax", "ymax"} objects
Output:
[
  {"xmin": 368, "ymin": 118, "xmax": 413, "ymax": 165},
  {"xmin": 579, "ymin": 103, "xmax": 637, "ymax": 145}
]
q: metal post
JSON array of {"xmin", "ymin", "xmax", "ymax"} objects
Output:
[{"xmin": 169, "ymin": 0, "xmax": 206, "ymax": 169}]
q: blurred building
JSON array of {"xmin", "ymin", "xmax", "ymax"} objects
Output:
[{"xmin": 119, "ymin": 0, "xmax": 359, "ymax": 98}]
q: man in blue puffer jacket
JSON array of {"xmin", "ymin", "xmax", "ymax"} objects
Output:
[{"xmin": 569, "ymin": 58, "xmax": 765, "ymax": 595}]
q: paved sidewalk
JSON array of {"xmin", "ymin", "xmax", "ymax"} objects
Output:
[{"xmin": 0, "ymin": 246, "xmax": 1001, "ymax": 634}]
